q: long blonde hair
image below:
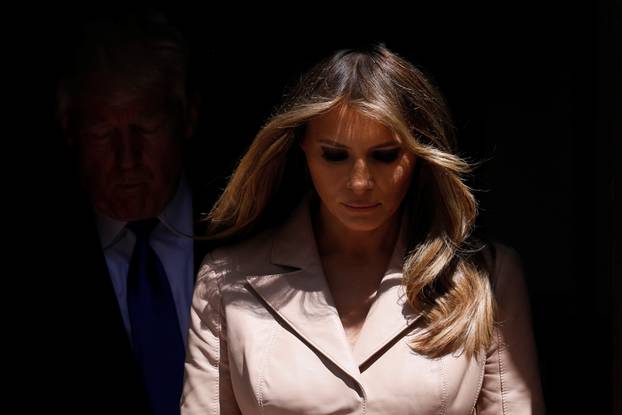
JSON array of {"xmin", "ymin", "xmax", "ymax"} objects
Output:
[{"xmin": 207, "ymin": 45, "xmax": 495, "ymax": 359}]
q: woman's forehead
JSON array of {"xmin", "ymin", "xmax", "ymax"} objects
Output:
[{"xmin": 305, "ymin": 105, "xmax": 402, "ymax": 146}]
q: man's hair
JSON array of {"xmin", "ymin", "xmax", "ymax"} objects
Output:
[{"xmin": 57, "ymin": 10, "xmax": 190, "ymax": 127}]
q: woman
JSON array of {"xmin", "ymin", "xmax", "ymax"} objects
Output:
[{"xmin": 182, "ymin": 45, "xmax": 544, "ymax": 414}]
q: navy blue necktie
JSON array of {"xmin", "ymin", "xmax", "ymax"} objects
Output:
[{"xmin": 126, "ymin": 219, "xmax": 185, "ymax": 415}]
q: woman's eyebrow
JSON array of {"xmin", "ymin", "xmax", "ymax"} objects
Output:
[
  {"xmin": 318, "ymin": 139, "xmax": 401, "ymax": 149},
  {"xmin": 371, "ymin": 141, "xmax": 402, "ymax": 149},
  {"xmin": 318, "ymin": 139, "xmax": 349, "ymax": 148}
]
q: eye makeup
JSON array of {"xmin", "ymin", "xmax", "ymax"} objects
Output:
[
  {"xmin": 320, "ymin": 146, "xmax": 402, "ymax": 163},
  {"xmin": 321, "ymin": 147, "xmax": 349, "ymax": 162},
  {"xmin": 371, "ymin": 148, "xmax": 400, "ymax": 163}
]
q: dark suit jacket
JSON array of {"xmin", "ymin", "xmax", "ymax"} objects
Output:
[{"xmin": 39, "ymin": 172, "xmax": 212, "ymax": 414}]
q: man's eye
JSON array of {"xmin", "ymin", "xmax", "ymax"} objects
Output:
[
  {"xmin": 134, "ymin": 125, "xmax": 161, "ymax": 136},
  {"xmin": 321, "ymin": 148, "xmax": 348, "ymax": 162},
  {"xmin": 86, "ymin": 130, "xmax": 113, "ymax": 141},
  {"xmin": 372, "ymin": 148, "xmax": 400, "ymax": 163}
]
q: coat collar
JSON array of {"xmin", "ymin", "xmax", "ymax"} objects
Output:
[{"xmin": 246, "ymin": 196, "xmax": 420, "ymax": 383}]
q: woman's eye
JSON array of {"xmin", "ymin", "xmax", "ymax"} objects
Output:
[
  {"xmin": 372, "ymin": 148, "xmax": 400, "ymax": 163},
  {"xmin": 321, "ymin": 148, "xmax": 348, "ymax": 162}
]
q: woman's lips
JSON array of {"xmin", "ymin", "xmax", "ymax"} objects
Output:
[{"xmin": 341, "ymin": 202, "xmax": 381, "ymax": 210}]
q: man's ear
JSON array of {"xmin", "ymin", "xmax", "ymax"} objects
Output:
[
  {"xmin": 57, "ymin": 85, "xmax": 73, "ymax": 146},
  {"xmin": 185, "ymin": 93, "xmax": 201, "ymax": 140},
  {"xmin": 61, "ymin": 114, "xmax": 74, "ymax": 147}
]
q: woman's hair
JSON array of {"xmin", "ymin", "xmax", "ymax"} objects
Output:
[{"xmin": 207, "ymin": 44, "xmax": 495, "ymax": 359}]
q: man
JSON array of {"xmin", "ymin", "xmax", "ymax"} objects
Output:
[{"xmin": 49, "ymin": 11, "xmax": 209, "ymax": 414}]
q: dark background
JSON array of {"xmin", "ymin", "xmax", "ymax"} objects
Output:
[{"xmin": 25, "ymin": 1, "xmax": 620, "ymax": 413}]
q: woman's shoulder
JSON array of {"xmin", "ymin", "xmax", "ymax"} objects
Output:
[
  {"xmin": 479, "ymin": 241, "xmax": 531, "ymax": 312},
  {"xmin": 483, "ymin": 241, "xmax": 524, "ymax": 284},
  {"xmin": 196, "ymin": 227, "xmax": 282, "ymax": 286},
  {"xmin": 478, "ymin": 240, "xmax": 522, "ymax": 274}
]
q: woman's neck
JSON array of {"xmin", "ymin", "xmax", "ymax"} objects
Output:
[{"xmin": 313, "ymin": 202, "xmax": 401, "ymax": 259}]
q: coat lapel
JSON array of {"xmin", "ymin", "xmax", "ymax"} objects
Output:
[
  {"xmin": 247, "ymin": 196, "xmax": 420, "ymax": 382},
  {"xmin": 246, "ymin": 269, "xmax": 362, "ymax": 383},
  {"xmin": 352, "ymin": 230, "xmax": 421, "ymax": 371},
  {"xmin": 246, "ymin": 198, "xmax": 362, "ymax": 382}
]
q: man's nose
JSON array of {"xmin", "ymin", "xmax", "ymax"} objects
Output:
[{"xmin": 116, "ymin": 130, "xmax": 143, "ymax": 168}]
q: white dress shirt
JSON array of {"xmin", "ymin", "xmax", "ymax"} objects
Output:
[{"xmin": 95, "ymin": 177, "xmax": 195, "ymax": 345}]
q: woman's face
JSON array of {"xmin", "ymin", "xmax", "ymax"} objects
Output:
[{"xmin": 301, "ymin": 105, "xmax": 416, "ymax": 232}]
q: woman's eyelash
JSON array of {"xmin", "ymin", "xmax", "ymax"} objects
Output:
[
  {"xmin": 320, "ymin": 147, "xmax": 402, "ymax": 162},
  {"xmin": 372, "ymin": 148, "xmax": 400, "ymax": 162},
  {"xmin": 321, "ymin": 148, "xmax": 348, "ymax": 162}
]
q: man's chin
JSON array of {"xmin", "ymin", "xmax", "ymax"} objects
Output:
[
  {"xmin": 93, "ymin": 185, "xmax": 173, "ymax": 221},
  {"xmin": 96, "ymin": 200, "xmax": 160, "ymax": 222},
  {"xmin": 116, "ymin": 182, "xmax": 149, "ymax": 194}
]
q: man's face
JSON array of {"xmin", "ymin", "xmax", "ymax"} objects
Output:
[{"xmin": 69, "ymin": 82, "xmax": 186, "ymax": 221}]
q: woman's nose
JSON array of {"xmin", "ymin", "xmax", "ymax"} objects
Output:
[{"xmin": 347, "ymin": 159, "xmax": 373, "ymax": 193}]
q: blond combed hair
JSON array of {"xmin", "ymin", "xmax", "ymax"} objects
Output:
[{"xmin": 207, "ymin": 45, "xmax": 495, "ymax": 359}]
